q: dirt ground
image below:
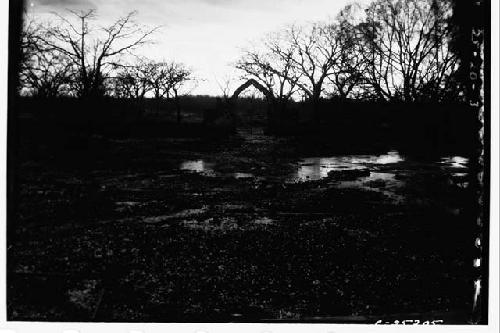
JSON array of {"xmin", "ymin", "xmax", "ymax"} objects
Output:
[{"xmin": 7, "ymin": 127, "xmax": 475, "ymax": 322}]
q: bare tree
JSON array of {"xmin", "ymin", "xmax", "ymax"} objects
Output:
[
  {"xmin": 21, "ymin": 48, "xmax": 75, "ymax": 98},
  {"xmin": 41, "ymin": 10, "xmax": 159, "ymax": 98},
  {"xmin": 147, "ymin": 60, "xmax": 192, "ymax": 119},
  {"xmin": 235, "ymin": 38, "xmax": 304, "ymax": 129},
  {"xmin": 114, "ymin": 60, "xmax": 153, "ymax": 100},
  {"xmin": 236, "ymin": 15, "xmax": 366, "ymax": 114},
  {"xmin": 356, "ymin": 0, "xmax": 457, "ymax": 102},
  {"xmin": 164, "ymin": 62, "xmax": 193, "ymax": 123},
  {"xmin": 19, "ymin": 17, "xmax": 44, "ymax": 79},
  {"xmin": 283, "ymin": 24, "xmax": 342, "ymax": 107},
  {"xmin": 145, "ymin": 61, "xmax": 170, "ymax": 100},
  {"xmin": 19, "ymin": 17, "xmax": 74, "ymax": 97},
  {"xmin": 214, "ymin": 74, "xmax": 238, "ymax": 99},
  {"xmin": 324, "ymin": 4, "xmax": 367, "ymax": 99},
  {"xmin": 236, "ymin": 33, "xmax": 301, "ymax": 110}
]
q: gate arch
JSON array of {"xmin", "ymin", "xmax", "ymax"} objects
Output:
[
  {"xmin": 204, "ymin": 79, "xmax": 276, "ymax": 130},
  {"xmin": 231, "ymin": 79, "xmax": 273, "ymax": 101},
  {"xmin": 230, "ymin": 79, "xmax": 276, "ymax": 129}
]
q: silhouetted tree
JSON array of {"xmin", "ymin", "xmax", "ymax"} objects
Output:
[
  {"xmin": 236, "ymin": 32, "xmax": 301, "ymax": 115},
  {"xmin": 19, "ymin": 17, "xmax": 74, "ymax": 97},
  {"xmin": 21, "ymin": 48, "xmax": 75, "ymax": 98},
  {"xmin": 19, "ymin": 18, "xmax": 44, "ymax": 85},
  {"xmin": 41, "ymin": 10, "xmax": 159, "ymax": 98},
  {"xmin": 278, "ymin": 23, "xmax": 342, "ymax": 119},
  {"xmin": 145, "ymin": 61, "xmax": 170, "ymax": 100},
  {"xmin": 140, "ymin": 61, "xmax": 171, "ymax": 115},
  {"xmin": 215, "ymin": 74, "xmax": 238, "ymax": 99},
  {"xmin": 356, "ymin": 0, "xmax": 457, "ymax": 102},
  {"xmin": 163, "ymin": 62, "xmax": 193, "ymax": 123},
  {"xmin": 324, "ymin": 4, "xmax": 367, "ymax": 99},
  {"xmin": 114, "ymin": 60, "xmax": 154, "ymax": 100}
]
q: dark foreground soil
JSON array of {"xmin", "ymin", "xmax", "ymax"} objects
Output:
[{"xmin": 7, "ymin": 127, "xmax": 475, "ymax": 323}]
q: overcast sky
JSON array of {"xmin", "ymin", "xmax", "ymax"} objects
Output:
[{"xmin": 27, "ymin": 0, "xmax": 371, "ymax": 95}]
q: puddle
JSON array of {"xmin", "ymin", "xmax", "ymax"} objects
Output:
[
  {"xmin": 293, "ymin": 151, "xmax": 404, "ymax": 182},
  {"xmin": 180, "ymin": 160, "xmax": 216, "ymax": 176},
  {"xmin": 179, "ymin": 160, "xmax": 255, "ymax": 179},
  {"xmin": 440, "ymin": 156, "xmax": 469, "ymax": 169},
  {"xmin": 290, "ymin": 152, "xmax": 470, "ymax": 203},
  {"xmin": 439, "ymin": 157, "xmax": 470, "ymax": 184},
  {"xmin": 178, "ymin": 152, "xmax": 469, "ymax": 204}
]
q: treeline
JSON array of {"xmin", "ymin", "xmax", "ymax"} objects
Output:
[
  {"xmin": 235, "ymin": 0, "xmax": 463, "ymax": 119},
  {"xmin": 20, "ymin": 0, "xmax": 463, "ymax": 105},
  {"xmin": 15, "ymin": 95, "xmax": 268, "ymax": 142},
  {"xmin": 19, "ymin": 8, "xmax": 193, "ymax": 120},
  {"xmin": 16, "ymin": 94, "xmax": 477, "ymax": 155},
  {"xmin": 16, "ymin": 0, "xmax": 476, "ymax": 138}
]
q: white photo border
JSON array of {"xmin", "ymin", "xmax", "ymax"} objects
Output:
[{"xmin": 0, "ymin": 0, "xmax": 498, "ymax": 332}]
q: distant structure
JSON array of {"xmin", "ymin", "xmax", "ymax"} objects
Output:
[
  {"xmin": 204, "ymin": 78, "xmax": 290, "ymax": 132},
  {"xmin": 203, "ymin": 79, "xmax": 270, "ymax": 128},
  {"xmin": 230, "ymin": 79, "xmax": 272, "ymax": 100}
]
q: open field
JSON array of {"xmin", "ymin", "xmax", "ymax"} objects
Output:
[{"xmin": 8, "ymin": 122, "xmax": 475, "ymax": 322}]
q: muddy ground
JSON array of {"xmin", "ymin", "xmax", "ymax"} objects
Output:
[{"xmin": 8, "ymin": 127, "xmax": 475, "ymax": 322}]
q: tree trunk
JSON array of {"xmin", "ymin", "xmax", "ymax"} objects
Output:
[
  {"xmin": 155, "ymin": 94, "xmax": 160, "ymax": 117},
  {"xmin": 311, "ymin": 88, "xmax": 322, "ymax": 124},
  {"xmin": 266, "ymin": 99, "xmax": 278, "ymax": 133},
  {"xmin": 174, "ymin": 89, "xmax": 181, "ymax": 123}
]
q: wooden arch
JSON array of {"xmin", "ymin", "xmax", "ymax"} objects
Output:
[{"xmin": 231, "ymin": 79, "xmax": 273, "ymax": 101}]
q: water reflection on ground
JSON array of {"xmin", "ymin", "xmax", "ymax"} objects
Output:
[
  {"xmin": 290, "ymin": 152, "xmax": 469, "ymax": 203},
  {"xmin": 440, "ymin": 156, "xmax": 469, "ymax": 169},
  {"xmin": 295, "ymin": 151, "xmax": 404, "ymax": 182},
  {"xmin": 179, "ymin": 152, "xmax": 469, "ymax": 204},
  {"xmin": 180, "ymin": 160, "xmax": 216, "ymax": 176},
  {"xmin": 180, "ymin": 160, "xmax": 255, "ymax": 179}
]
